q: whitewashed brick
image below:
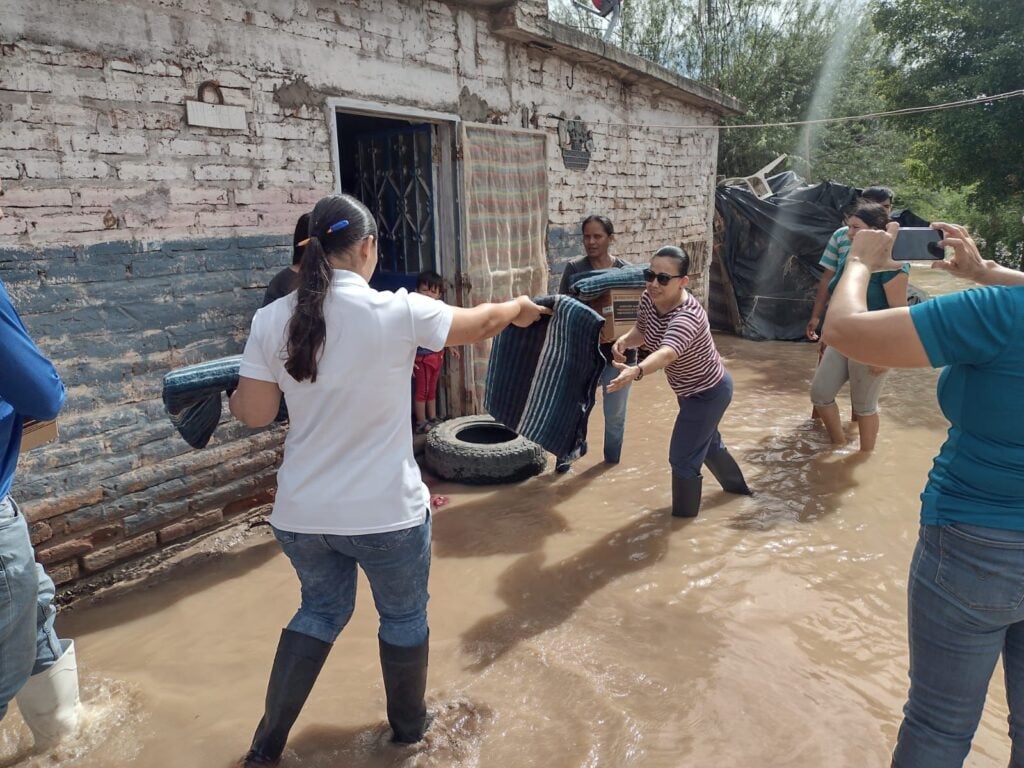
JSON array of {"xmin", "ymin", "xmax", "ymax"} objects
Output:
[
  {"xmin": 141, "ymin": 61, "xmax": 183, "ymax": 77},
  {"xmin": 1, "ymin": 67, "xmax": 54, "ymax": 93},
  {"xmin": 31, "ymin": 213, "xmax": 108, "ymax": 233},
  {"xmin": 227, "ymin": 142, "xmax": 282, "ymax": 160},
  {"xmin": 196, "ymin": 210, "xmax": 260, "ymax": 228},
  {"xmin": 161, "ymin": 138, "xmax": 224, "ymax": 156},
  {"xmin": 0, "ymin": 218, "xmax": 29, "ymax": 235},
  {"xmin": 143, "ymin": 86, "xmax": 187, "ymax": 104},
  {"xmin": 0, "ymin": 129, "xmax": 58, "ymax": 151},
  {"xmin": 259, "ymin": 168, "xmax": 313, "ymax": 185},
  {"xmin": 2, "ymin": 189, "xmax": 74, "ymax": 207},
  {"xmin": 169, "ymin": 188, "xmax": 230, "ymax": 205},
  {"xmin": 23, "ymin": 160, "xmax": 62, "ymax": 179},
  {"xmin": 78, "ymin": 187, "xmax": 152, "ymax": 206},
  {"xmin": 234, "ymin": 188, "xmax": 289, "ymax": 206},
  {"xmin": 62, "ymin": 159, "xmax": 112, "ymax": 178},
  {"xmin": 117, "ymin": 163, "xmax": 187, "ymax": 181},
  {"xmin": 0, "ymin": 159, "xmax": 22, "ymax": 178},
  {"xmin": 109, "ymin": 59, "xmax": 141, "ymax": 73},
  {"xmin": 289, "ymin": 188, "xmax": 323, "ymax": 204},
  {"xmin": 71, "ymin": 133, "xmax": 149, "ymax": 154},
  {"xmin": 193, "ymin": 164, "xmax": 253, "ymax": 181},
  {"xmin": 257, "ymin": 121, "xmax": 317, "ymax": 141},
  {"xmin": 213, "ymin": 71, "xmax": 251, "ymax": 89},
  {"xmin": 151, "ymin": 210, "xmax": 200, "ymax": 228}
]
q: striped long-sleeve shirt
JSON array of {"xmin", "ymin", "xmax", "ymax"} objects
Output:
[{"xmin": 637, "ymin": 291, "xmax": 725, "ymax": 398}]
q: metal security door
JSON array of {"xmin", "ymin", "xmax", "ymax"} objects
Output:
[{"xmin": 354, "ymin": 125, "xmax": 436, "ymax": 276}]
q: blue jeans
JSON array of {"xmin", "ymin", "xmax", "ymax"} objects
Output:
[
  {"xmin": 0, "ymin": 496, "xmax": 61, "ymax": 721},
  {"xmin": 893, "ymin": 523, "xmax": 1024, "ymax": 768},
  {"xmin": 272, "ymin": 513, "xmax": 432, "ymax": 649},
  {"xmin": 669, "ymin": 373, "xmax": 733, "ymax": 478},
  {"xmin": 599, "ymin": 362, "xmax": 630, "ymax": 463}
]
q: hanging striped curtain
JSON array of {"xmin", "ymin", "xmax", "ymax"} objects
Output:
[{"xmin": 460, "ymin": 123, "xmax": 549, "ymax": 411}]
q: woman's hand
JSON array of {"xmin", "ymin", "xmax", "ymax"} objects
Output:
[
  {"xmin": 848, "ymin": 222, "xmax": 902, "ymax": 272},
  {"xmin": 511, "ymin": 296, "xmax": 552, "ymax": 328},
  {"xmin": 805, "ymin": 316, "xmax": 821, "ymax": 342},
  {"xmin": 930, "ymin": 222, "xmax": 990, "ymax": 283},
  {"xmin": 606, "ymin": 361, "xmax": 641, "ymax": 393},
  {"xmin": 611, "ymin": 335, "xmax": 629, "ymax": 363}
]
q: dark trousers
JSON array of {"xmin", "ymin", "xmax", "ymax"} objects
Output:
[{"xmin": 669, "ymin": 372, "xmax": 733, "ymax": 478}]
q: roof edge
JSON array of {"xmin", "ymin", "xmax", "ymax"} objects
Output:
[{"xmin": 490, "ymin": 7, "xmax": 744, "ymax": 117}]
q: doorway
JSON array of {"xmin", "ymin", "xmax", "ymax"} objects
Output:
[
  {"xmin": 331, "ymin": 101, "xmax": 466, "ymax": 418},
  {"xmin": 335, "ymin": 112, "xmax": 437, "ymax": 292}
]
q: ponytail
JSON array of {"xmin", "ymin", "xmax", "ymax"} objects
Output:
[
  {"xmin": 285, "ymin": 234, "xmax": 332, "ymax": 382},
  {"xmin": 284, "ymin": 193, "xmax": 377, "ymax": 382}
]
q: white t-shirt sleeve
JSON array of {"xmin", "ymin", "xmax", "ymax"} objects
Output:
[
  {"xmin": 407, "ymin": 292, "xmax": 454, "ymax": 352},
  {"xmin": 239, "ymin": 308, "xmax": 278, "ymax": 383}
]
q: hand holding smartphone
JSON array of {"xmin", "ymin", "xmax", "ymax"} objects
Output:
[{"xmin": 891, "ymin": 227, "xmax": 945, "ymax": 261}]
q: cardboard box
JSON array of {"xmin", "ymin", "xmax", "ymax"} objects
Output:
[
  {"xmin": 20, "ymin": 418, "xmax": 59, "ymax": 454},
  {"xmin": 587, "ymin": 288, "xmax": 644, "ymax": 344}
]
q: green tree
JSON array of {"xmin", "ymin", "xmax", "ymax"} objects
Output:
[{"xmin": 873, "ymin": 0, "xmax": 1024, "ymax": 262}]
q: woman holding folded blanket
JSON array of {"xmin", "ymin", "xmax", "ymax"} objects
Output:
[
  {"xmin": 229, "ymin": 193, "xmax": 548, "ymax": 766},
  {"xmin": 556, "ymin": 214, "xmax": 634, "ymax": 470},
  {"xmin": 607, "ymin": 245, "xmax": 751, "ymax": 518}
]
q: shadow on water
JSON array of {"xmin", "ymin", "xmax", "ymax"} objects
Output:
[
  {"xmin": 58, "ymin": 536, "xmax": 281, "ymax": 637},
  {"xmin": 431, "ymin": 463, "xmax": 614, "ymax": 559},
  {"xmin": 729, "ymin": 424, "xmax": 871, "ymax": 531},
  {"xmin": 459, "ymin": 510, "xmax": 670, "ymax": 672}
]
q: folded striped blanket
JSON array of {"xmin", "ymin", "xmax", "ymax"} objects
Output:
[
  {"xmin": 484, "ymin": 295, "xmax": 606, "ymax": 458},
  {"xmin": 163, "ymin": 355, "xmax": 289, "ymax": 448},
  {"xmin": 569, "ymin": 266, "xmax": 647, "ymax": 301},
  {"xmin": 162, "ymin": 356, "xmax": 243, "ymax": 448}
]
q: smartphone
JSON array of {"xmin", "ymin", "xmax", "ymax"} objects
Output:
[{"xmin": 892, "ymin": 227, "xmax": 944, "ymax": 261}]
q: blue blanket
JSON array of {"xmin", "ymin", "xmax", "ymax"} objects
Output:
[
  {"xmin": 162, "ymin": 356, "xmax": 243, "ymax": 449},
  {"xmin": 484, "ymin": 295, "xmax": 606, "ymax": 458},
  {"xmin": 162, "ymin": 355, "xmax": 287, "ymax": 448},
  {"xmin": 568, "ymin": 266, "xmax": 647, "ymax": 301}
]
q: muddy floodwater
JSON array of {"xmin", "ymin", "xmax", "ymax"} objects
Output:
[{"xmin": 2, "ymin": 267, "xmax": 1010, "ymax": 768}]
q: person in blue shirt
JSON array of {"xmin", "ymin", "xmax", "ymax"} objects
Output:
[
  {"xmin": 806, "ymin": 184, "xmax": 897, "ymax": 343},
  {"xmin": 809, "ymin": 201, "xmax": 909, "ymax": 451},
  {"xmin": 0, "ymin": 266, "xmax": 81, "ymax": 748},
  {"xmin": 822, "ymin": 220, "xmax": 1024, "ymax": 767}
]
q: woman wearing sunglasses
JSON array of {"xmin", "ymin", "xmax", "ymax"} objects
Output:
[{"xmin": 607, "ymin": 245, "xmax": 751, "ymax": 518}]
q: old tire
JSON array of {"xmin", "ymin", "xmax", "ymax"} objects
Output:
[{"xmin": 424, "ymin": 416, "xmax": 546, "ymax": 485}]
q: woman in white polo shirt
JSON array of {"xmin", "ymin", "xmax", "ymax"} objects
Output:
[
  {"xmin": 229, "ymin": 194, "xmax": 547, "ymax": 766},
  {"xmin": 607, "ymin": 245, "xmax": 751, "ymax": 518}
]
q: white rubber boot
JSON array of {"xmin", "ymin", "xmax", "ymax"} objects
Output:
[{"xmin": 16, "ymin": 639, "xmax": 81, "ymax": 750}]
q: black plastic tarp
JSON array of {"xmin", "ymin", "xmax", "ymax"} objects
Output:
[{"xmin": 711, "ymin": 173, "xmax": 928, "ymax": 341}]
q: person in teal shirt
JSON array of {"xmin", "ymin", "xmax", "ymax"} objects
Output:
[
  {"xmin": 809, "ymin": 202, "xmax": 909, "ymax": 450},
  {"xmin": 822, "ymin": 220, "xmax": 1024, "ymax": 768}
]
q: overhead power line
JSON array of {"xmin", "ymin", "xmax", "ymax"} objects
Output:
[{"xmin": 546, "ymin": 88, "xmax": 1024, "ymax": 131}]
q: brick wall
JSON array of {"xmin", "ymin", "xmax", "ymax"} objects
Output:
[
  {"xmin": 2, "ymin": 235, "xmax": 288, "ymax": 584},
  {"xmin": 1, "ymin": 0, "xmax": 725, "ymax": 584}
]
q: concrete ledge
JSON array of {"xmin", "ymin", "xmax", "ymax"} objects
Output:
[{"xmin": 490, "ymin": 8, "xmax": 744, "ymax": 116}]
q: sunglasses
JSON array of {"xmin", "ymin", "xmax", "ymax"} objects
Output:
[{"xmin": 643, "ymin": 269, "xmax": 685, "ymax": 286}]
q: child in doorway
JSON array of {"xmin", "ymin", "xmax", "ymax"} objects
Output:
[{"xmin": 413, "ymin": 271, "xmax": 459, "ymax": 434}]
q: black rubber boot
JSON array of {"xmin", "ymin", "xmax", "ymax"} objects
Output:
[
  {"xmin": 379, "ymin": 635, "xmax": 429, "ymax": 744},
  {"xmin": 672, "ymin": 474, "xmax": 703, "ymax": 518},
  {"xmin": 703, "ymin": 449, "xmax": 752, "ymax": 495},
  {"xmin": 243, "ymin": 629, "xmax": 333, "ymax": 767}
]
